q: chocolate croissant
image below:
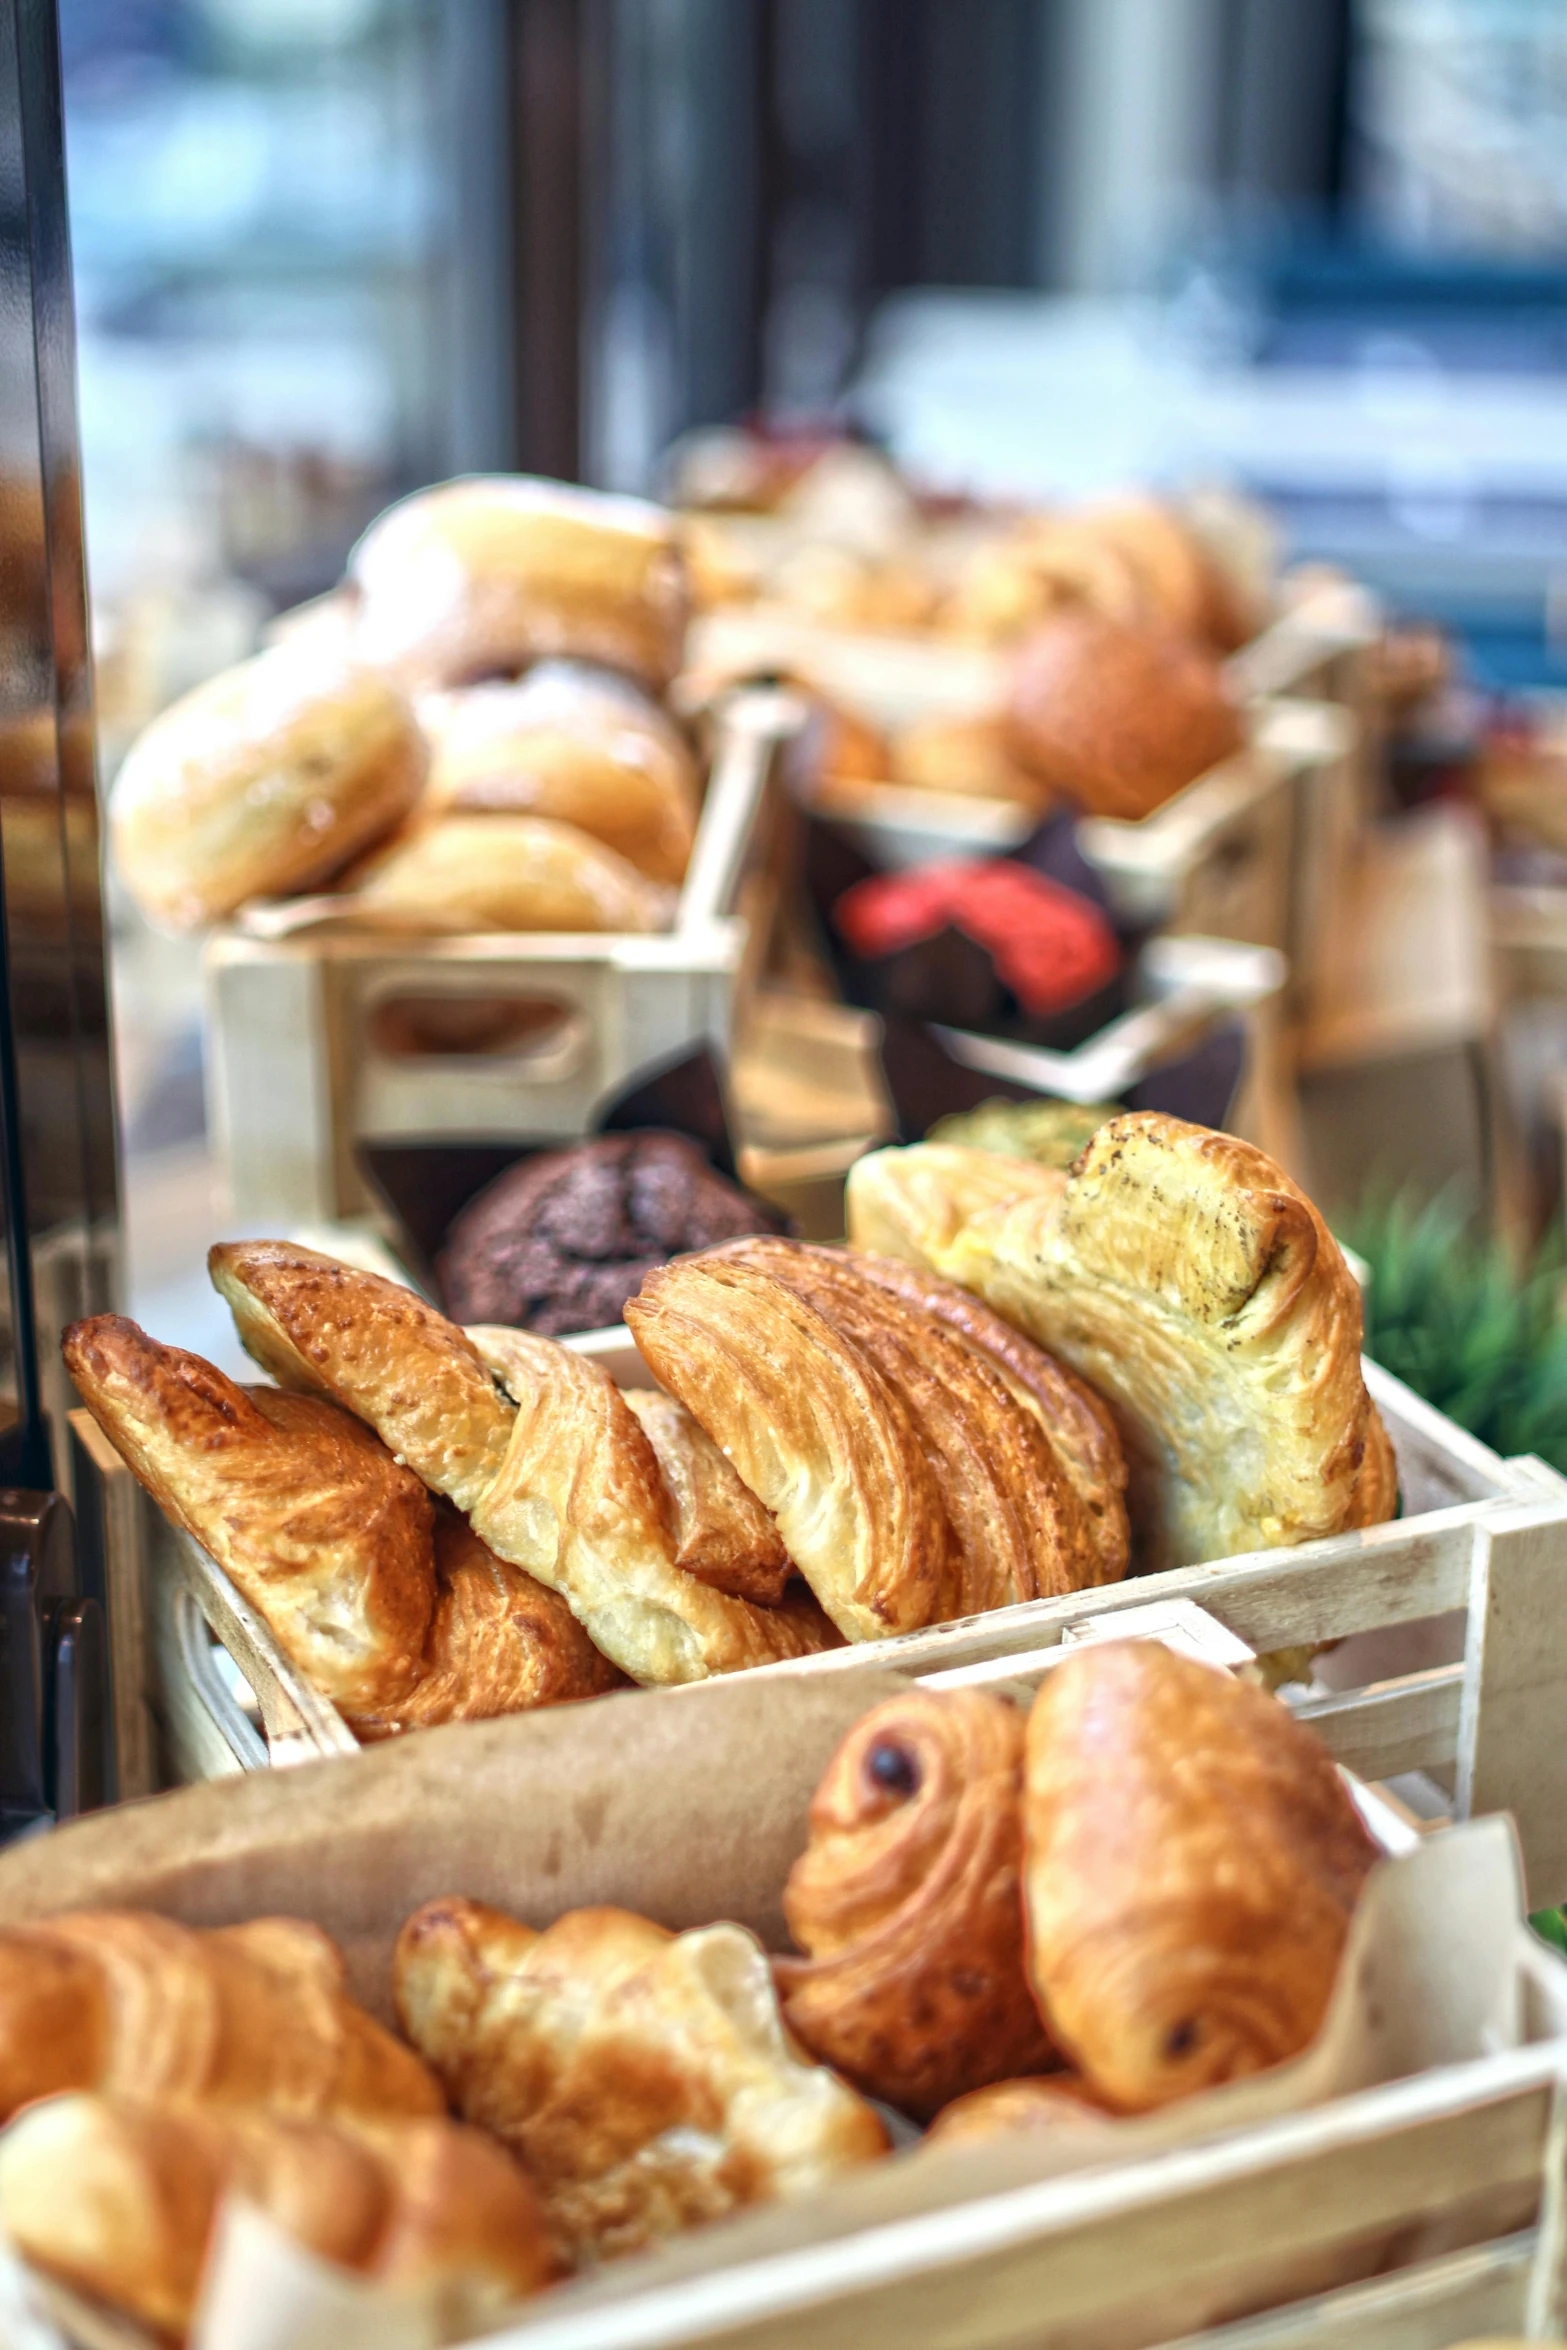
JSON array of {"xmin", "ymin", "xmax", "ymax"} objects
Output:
[
  {"xmin": 1023, "ymin": 1644, "xmax": 1380, "ymax": 2111},
  {"xmin": 0, "ymin": 1910, "xmax": 442, "ymax": 2125},
  {"xmin": 207, "ymin": 1242, "xmax": 838, "ymax": 1685},
  {"xmin": 63, "ymin": 1317, "xmax": 620, "ymax": 1734},
  {"xmin": 714, "ymin": 1239, "xmax": 1114, "ymax": 1611},
  {"xmin": 0, "ymin": 2095, "xmax": 553, "ymax": 2342},
  {"xmin": 626, "ymin": 1250, "xmax": 957, "ymax": 1640},
  {"xmin": 849, "ymin": 1116, "xmax": 1398, "ymax": 1570},
  {"xmin": 775, "ymin": 1688, "xmax": 1056, "ymax": 2119},
  {"xmin": 393, "ymin": 1898, "xmax": 889, "ymax": 2268}
]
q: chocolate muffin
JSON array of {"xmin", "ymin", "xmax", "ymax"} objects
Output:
[{"xmin": 436, "ymin": 1132, "xmax": 787, "ymax": 1336}]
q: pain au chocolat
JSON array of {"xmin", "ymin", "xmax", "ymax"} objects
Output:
[{"xmin": 847, "ymin": 1114, "xmax": 1397, "ymax": 1572}]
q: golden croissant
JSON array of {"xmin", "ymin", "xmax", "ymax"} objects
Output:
[
  {"xmin": 393, "ymin": 1897, "xmax": 888, "ymax": 2268},
  {"xmin": 0, "ymin": 2094, "xmax": 553, "ymax": 2343},
  {"xmin": 775, "ymin": 1688, "xmax": 1055, "ymax": 2119},
  {"xmin": 207, "ymin": 1242, "xmax": 838, "ymax": 1684},
  {"xmin": 0, "ymin": 1909, "xmax": 442, "ymax": 2126},
  {"xmin": 718, "ymin": 1238, "xmax": 1119, "ymax": 1610},
  {"xmin": 848, "ymin": 1115, "xmax": 1397, "ymax": 1570},
  {"xmin": 418, "ymin": 662, "xmax": 698, "ymax": 884},
  {"xmin": 626, "ymin": 1246, "xmax": 957, "ymax": 1640},
  {"xmin": 622, "ymin": 1387, "xmax": 793, "ymax": 1604},
  {"xmin": 925, "ymin": 2074, "xmax": 1119, "ymax": 2151},
  {"xmin": 1023, "ymin": 1644, "xmax": 1380, "ymax": 2111},
  {"xmin": 63, "ymin": 1316, "xmax": 620, "ymax": 1733}
]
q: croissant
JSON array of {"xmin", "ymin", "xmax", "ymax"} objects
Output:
[
  {"xmin": 468, "ymin": 1324, "xmax": 836, "ymax": 1678},
  {"xmin": 848, "ymin": 1117, "xmax": 1398, "ymax": 1570},
  {"xmin": 63, "ymin": 1314, "xmax": 437, "ymax": 1717},
  {"xmin": 711, "ymin": 1238, "xmax": 1105, "ymax": 1612},
  {"xmin": 0, "ymin": 1910, "xmax": 442, "ymax": 2125},
  {"xmin": 393, "ymin": 1898, "xmax": 888, "ymax": 2268},
  {"xmin": 0, "ymin": 2095, "xmax": 553, "ymax": 2342},
  {"xmin": 342, "ymin": 812, "xmax": 675, "ymax": 935},
  {"xmin": 845, "ymin": 1142, "xmax": 1064, "ymax": 1271},
  {"xmin": 1023, "ymin": 1644, "xmax": 1380, "ymax": 2111},
  {"xmin": 622, "ymin": 1387, "xmax": 793, "ymax": 1603},
  {"xmin": 925, "ymin": 2075, "xmax": 1119, "ymax": 2151},
  {"xmin": 63, "ymin": 1317, "xmax": 618, "ymax": 1734},
  {"xmin": 418, "ymin": 663, "xmax": 698, "ymax": 884},
  {"xmin": 775, "ymin": 1688, "xmax": 1055, "ymax": 2119},
  {"xmin": 625, "ymin": 1251, "xmax": 957, "ymax": 1640},
  {"xmin": 848, "ymin": 1252, "xmax": 1128, "ymax": 1586}
]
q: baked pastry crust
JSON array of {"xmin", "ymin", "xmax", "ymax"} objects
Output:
[
  {"xmin": 0, "ymin": 2095, "xmax": 552, "ymax": 2340},
  {"xmin": 0, "ymin": 1910, "xmax": 442, "ymax": 2127},
  {"xmin": 775, "ymin": 1688, "xmax": 1056, "ymax": 2119},
  {"xmin": 109, "ymin": 643, "xmax": 426, "ymax": 930},
  {"xmin": 622, "ymin": 1388, "xmax": 793, "ymax": 1603},
  {"xmin": 717, "ymin": 1238, "xmax": 1101, "ymax": 1612},
  {"xmin": 849, "ymin": 1117, "xmax": 1398, "ymax": 1570},
  {"xmin": 1006, "ymin": 608, "xmax": 1244, "ymax": 820},
  {"xmin": 349, "ymin": 476, "xmax": 689, "ymax": 692},
  {"xmin": 64, "ymin": 1314, "xmax": 436, "ymax": 1716},
  {"xmin": 848, "ymin": 1252, "xmax": 1129, "ymax": 1587},
  {"xmin": 626, "ymin": 1251, "xmax": 957, "ymax": 1640},
  {"xmin": 393, "ymin": 1897, "xmax": 888, "ymax": 2269},
  {"xmin": 341, "ymin": 811, "xmax": 674, "ymax": 934},
  {"xmin": 924, "ymin": 2074, "xmax": 1117, "ymax": 2149},
  {"xmin": 419, "ymin": 663, "xmax": 698, "ymax": 883},
  {"xmin": 1023, "ymin": 1644, "xmax": 1380, "ymax": 2111},
  {"xmin": 845, "ymin": 1141, "xmax": 1064, "ymax": 1272},
  {"xmin": 468, "ymin": 1325, "xmax": 837, "ymax": 1680}
]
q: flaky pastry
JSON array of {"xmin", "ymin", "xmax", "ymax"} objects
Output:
[
  {"xmin": 349, "ymin": 475, "xmax": 689, "ymax": 691},
  {"xmin": 0, "ymin": 1910, "xmax": 442, "ymax": 2126},
  {"xmin": 0, "ymin": 2094, "xmax": 552, "ymax": 2342},
  {"xmin": 925, "ymin": 2074, "xmax": 1118, "ymax": 2150},
  {"xmin": 845, "ymin": 1141, "xmax": 1063, "ymax": 1272},
  {"xmin": 626, "ymin": 1252, "xmax": 956, "ymax": 1640},
  {"xmin": 468, "ymin": 1325, "xmax": 836, "ymax": 1680},
  {"xmin": 622, "ymin": 1387, "xmax": 793, "ymax": 1604},
  {"xmin": 418, "ymin": 662, "xmax": 698, "ymax": 883},
  {"xmin": 394, "ymin": 1897, "xmax": 888, "ymax": 2268},
  {"xmin": 715, "ymin": 1238, "xmax": 1103, "ymax": 1611},
  {"xmin": 341, "ymin": 811, "xmax": 674, "ymax": 935},
  {"xmin": 109, "ymin": 643, "xmax": 426, "ymax": 930},
  {"xmin": 848, "ymin": 1118, "xmax": 1397, "ymax": 1570},
  {"xmin": 1024, "ymin": 1644, "xmax": 1380, "ymax": 2111},
  {"xmin": 776, "ymin": 1688, "xmax": 1055, "ymax": 2118}
]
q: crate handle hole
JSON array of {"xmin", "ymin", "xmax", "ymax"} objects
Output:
[{"xmin": 367, "ymin": 992, "xmax": 585, "ymax": 1065}]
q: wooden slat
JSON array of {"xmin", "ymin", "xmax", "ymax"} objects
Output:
[
  {"xmin": 1293, "ymin": 1665, "xmax": 1463, "ymax": 1783},
  {"xmin": 1162, "ymin": 2231, "xmax": 1531, "ymax": 2350},
  {"xmin": 1460, "ymin": 1502, "xmax": 1567, "ymax": 1914},
  {"xmin": 169, "ymin": 1533, "xmax": 356, "ymax": 1760}
]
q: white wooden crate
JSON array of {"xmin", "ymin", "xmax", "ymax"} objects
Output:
[
  {"xmin": 202, "ymin": 690, "xmax": 801, "ymax": 1228},
  {"xmin": 142, "ymin": 1335, "xmax": 1567, "ymax": 1915}
]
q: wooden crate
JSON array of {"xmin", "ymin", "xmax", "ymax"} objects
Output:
[
  {"xmin": 144, "ymin": 1333, "xmax": 1567, "ymax": 1914},
  {"xmin": 202, "ymin": 690, "xmax": 800, "ymax": 1228}
]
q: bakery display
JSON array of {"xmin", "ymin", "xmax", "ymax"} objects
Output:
[
  {"xmin": 1006, "ymin": 607, "xmax": 1244, "ymax": 821},
  {"xmin": 393, "ymin": 1897, "xmax": 889, "ymax": 2268},
  {"xmin": 340, "ymin": 811, "xmax": 675, "ymax": 935},
  {"xmin": 0, "ymin": 1910, "xmax": 442, "ymax": 2124},
  {"xmin": 109, "ymin": 642, "xmax": 427, "ymax": 931},
  {"xmin": 63, "ymin": 1315, "xmax": 622, "ymax": 1737},
  {"xmin": 418, "ymin": 661, "xmax": 699, "ymax": 883},
  {"xmin": 349, "ymin": 475, "xmax": 689, "ymax": 692},
  {"xmin": 846, "ymin": 1112, "xmax": 1397, "ymax": 1571},
  {"xmin": 774, "ymin": 1687, "xmax": 1055, "ymax": 2117},
  {"xmin": 434, "ymin": 1131, "xmax": 787, "ymax": 1337},
  {"xmin": 205, "ymin": 1240, "xmax": 837, "ymax": 1684},
  {"xmin": 1023, "ymin": 1644, "xmax": 1379, "ymax": 2110},
  {"xmin": 0, "ymin": 2096, "xmax": 553, "ymax": 2341}
]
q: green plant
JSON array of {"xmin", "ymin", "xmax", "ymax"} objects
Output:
[{"xmin": 1343, "ymin": 1192, "xmax": 1567, "ymax": 1472}]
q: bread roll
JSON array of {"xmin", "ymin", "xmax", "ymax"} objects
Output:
[
  {"xmin": 343, "ymin": 812, "xmax": 674, "ymax": 934},
  {"xmin": 418, "ymin": 661, "xmax": 699, "ymax": 883},
  {"xmin": 110, "ymin": 644, "xmax": 426, "ymax": 930},
  {"xmin": 1023, "ymin": 1644, "xmax": 1379, "ymax": 2109},
  {"xmin": 350, "ymin": 476, "xmax": 689, "ymax": 691},
  {"xmin": 1006, "ymin": 608, "xmax": 1243, "ymax": 820}
]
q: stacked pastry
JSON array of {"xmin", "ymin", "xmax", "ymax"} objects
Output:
[
  {"xmin": 0, "ymin": 1648, "xmax": 1381, "ymax": 2338},
  {"xmin": 110, "ymin": 474, "xmax": 701, "ymax": 938},
  {"xmin": 64, "ymin": 1113, "xmax": 1394, "ymax": 1738}
]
